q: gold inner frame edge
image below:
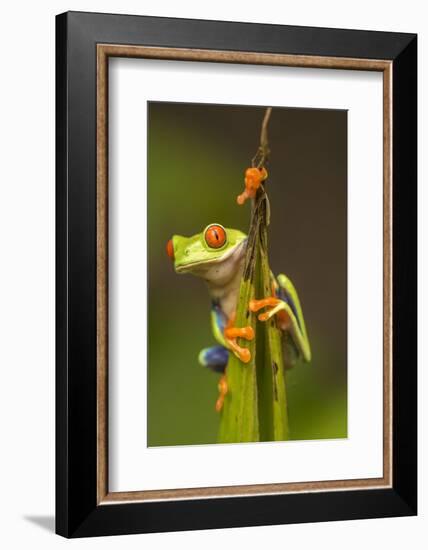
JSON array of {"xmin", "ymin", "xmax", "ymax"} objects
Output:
[{"xmin": 96, "ymin": 44, "xmax": 393, "ymax": 505}]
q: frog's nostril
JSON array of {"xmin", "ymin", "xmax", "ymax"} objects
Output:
[{"xmin": 166, "ymin": 239, "xmax": 174, "ymax": 261}]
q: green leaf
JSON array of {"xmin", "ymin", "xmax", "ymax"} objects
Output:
[
  {"xmin": 218, "ymin": 191, "xmax": 289, "ymax": 443},
  {"xmin": 217, "ymin": 277, "xmax": 259, "ymax": 443}
]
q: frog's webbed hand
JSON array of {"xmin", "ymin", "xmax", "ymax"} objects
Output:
[
  {"xmin": 249, "ymin": 273, "xmax": 311, "ymax": 362},
  {"xmin": 210, "ymin": 304, "xmax": 254, "ymax": 364},
  {"xmin": 223, "ymin": 315, "xmax": 254, "ymax": 364},
  {"xmin": 207, "ymin": 305, "xmax": 254, "ymax": 412},
  {"xmin": 214, "ymin": 321, "xmax": 253, "ymax": 412}
]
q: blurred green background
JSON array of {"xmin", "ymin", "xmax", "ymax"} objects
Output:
[{"xmin": 147, "ymin": 102, "xmax": 347, "ymax": 446}]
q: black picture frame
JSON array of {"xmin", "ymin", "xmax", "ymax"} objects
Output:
[{"xmin": 56, "ymin": 11, "xmax": 417, "ymax": 538}]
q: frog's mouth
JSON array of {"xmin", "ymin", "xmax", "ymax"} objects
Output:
[{"xmin": 175, "ymin": 238, "xmax": 247, "ymax": 274}]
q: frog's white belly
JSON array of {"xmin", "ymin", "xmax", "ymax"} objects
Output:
[
  {"xmin": 208, "ymin": 276, "xmax": 241, "ymax": 320},
  {"xmin": 206, "ymin": 255, "xmax": 245, "ymax": 321}
]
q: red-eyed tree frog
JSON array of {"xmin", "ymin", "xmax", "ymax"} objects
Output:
[{"xmin": 166, "ymin": 223, "xmax": 311, "ymax": 410}]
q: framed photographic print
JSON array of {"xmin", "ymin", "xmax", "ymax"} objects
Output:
[{"xmin": 56, "ymin": 11, "xmax": 417, "ymax": 537}]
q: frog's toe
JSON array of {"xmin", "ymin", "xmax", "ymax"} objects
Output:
[{"xmin": 198, "ymin": 346, "xmax": 229, "ymax": 374}]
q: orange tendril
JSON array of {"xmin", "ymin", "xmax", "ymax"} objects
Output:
[{"xmin": 237, "ymin": 166, "xmax": 268, "ymax": 205}]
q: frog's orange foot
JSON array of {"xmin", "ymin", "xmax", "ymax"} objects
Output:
[
  {"xmin": 249, "ymin": 297, "xmax": 280, "ymax": 318},
  {"xmin": 224, "ymin": 325, "xmax": 254, "ymax": 364},
  {"xmin": 224, "ymin": 326, "xmax": 254, "ymax": 340},
  {"xmin": 237, "ymin": 166, "xmax": 268, "ymax": 205},
  {"xmin": 224, "ymin": 313, "xmax": 254, "ymax": 363},
  {"xmin": 249, "ymin": 297, "xmax": 290, "ymax": 327},
  {"xmin": 215, "ymin": 374, "xmax": 228, "ymax": 412}
]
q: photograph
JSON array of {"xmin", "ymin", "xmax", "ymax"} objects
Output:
[{"xmin": 147, "ymin": 101, "xmax": 348, "ymax": 446}]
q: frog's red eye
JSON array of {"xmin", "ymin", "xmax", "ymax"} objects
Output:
[{"xmin": 205, "ymin": 225, "xmax": 226, "ymax": 249}]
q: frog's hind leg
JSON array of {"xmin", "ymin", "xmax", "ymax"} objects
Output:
[
  {"xmin": 249, "ymin": 273, "xmax": 311, "ymax": 363},
  {"xmin": 210, "ymin": 304, "xmax": 254, "ymax": 364},
  {"xmin": 198, "ymin": 346, "xmax": 230, "ymax": 412},
  {"xmin": 198, "ymin": 345, "xmax": 229, "ymax": 374}
]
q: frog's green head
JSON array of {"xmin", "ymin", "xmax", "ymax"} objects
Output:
[{"xmin": 167, "ymin": 224, "xmax": 247, "ymax": 284}]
